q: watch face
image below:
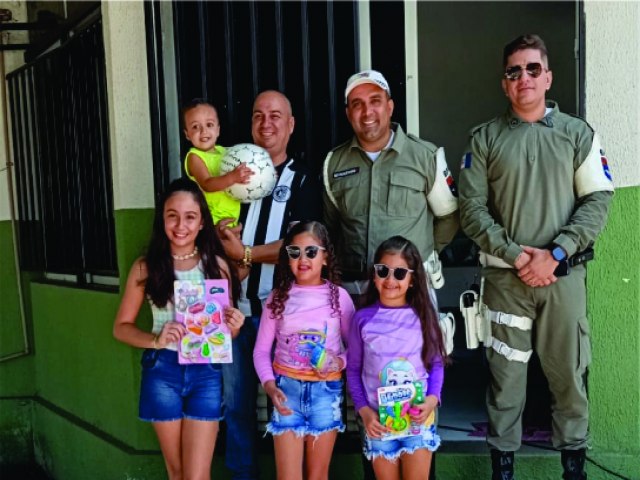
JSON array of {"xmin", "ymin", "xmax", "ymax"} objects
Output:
[{"xmin": 552, "ymin": 246, "xmax": 566, "ymax": 262}]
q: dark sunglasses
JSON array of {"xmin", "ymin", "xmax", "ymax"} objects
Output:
[
  {"xmin": 373, "ymin": 264, "xmax": 414, "ymax": 281},
  {"xmin": 504, "ymin": 62, "xmax": 545, "ymax": 81},
  {"xmin": 285, "ymin": 245, "xmax": 326, "ymax": 260}
]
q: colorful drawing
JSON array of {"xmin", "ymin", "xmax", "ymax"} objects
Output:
[
  {"xmin": 174, "ymin": 279, "xmax": 232, "ymax": 364},
  {"xmin": 282, "ymin": 327, "xmax": 327, "ymax": 366}
]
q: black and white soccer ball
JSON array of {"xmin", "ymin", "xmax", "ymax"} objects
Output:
[{"xmin": 219, "ymin": 143, "xmax": 277, "ymax": 203}]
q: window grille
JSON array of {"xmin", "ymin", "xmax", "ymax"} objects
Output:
[{"xmin": 8, "ymin": 17, "xmax": 117, "ymax": 285}]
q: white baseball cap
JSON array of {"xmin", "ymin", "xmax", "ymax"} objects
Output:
[{"xmin": 344, "ymin": 70, "xmax": 391, "ymax": 103}]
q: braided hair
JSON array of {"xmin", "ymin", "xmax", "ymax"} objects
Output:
[{"xmin": 268, "ymin": 221, "xmax": 341, "ymax": 322}]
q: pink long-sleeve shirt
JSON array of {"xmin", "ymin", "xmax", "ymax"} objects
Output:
[{"xmin": 253, "ymin": 282, "xmax": 355, "ymax": 384}]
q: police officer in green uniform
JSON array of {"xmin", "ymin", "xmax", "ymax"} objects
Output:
[
  {"xmin": 323, "ymin": 70, "xmax": 460, "ymax": 480},
  {"xmin": 459, "ymin": 35, "xmax": 613, "ymax": 480},
  {"xmin": 323, "ymin": 70, "xmax": 459, "ymax": 301}
]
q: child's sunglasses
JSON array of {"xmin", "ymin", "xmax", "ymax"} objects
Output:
[
  {"xmin": 373, "ymin": 264, "xmax": 414, "ymax": 281},
  {"xmin": 285, "ymin": 245, "xmax": 326, "ymax": 260},
  {"xmin": 504, "ymin": 62, "xmax": 545, "ymax": 81}
]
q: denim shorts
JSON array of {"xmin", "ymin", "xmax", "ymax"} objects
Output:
[
  {"xmin": 139, "ymin": 348, "xmax": 223, "ymax": 422},
  {"xmin": 360, "ymin": 420, "xmax": 441, "ymax": 461},
  {"xmin": 266, "ymin": 375, "xmax": 345, "ymax": 437}
]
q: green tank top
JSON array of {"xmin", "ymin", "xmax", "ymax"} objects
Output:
[{"xmin": 184, "ymin": 146, "xmax": 240, "ymax": 226}]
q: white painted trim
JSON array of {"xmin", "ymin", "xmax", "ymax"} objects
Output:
[
  {"xmin": 103, "ymin": 1, "xmax": 155, "ymax": 210},
  {"xmin": 357, "ymin": 1, "xmax": 371, "ymax": 70},
  {"xmin": 404, "ymin": 1, "xmax": 420, "ymax": 136}
]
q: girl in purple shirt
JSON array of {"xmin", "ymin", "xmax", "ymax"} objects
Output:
[
  {"xmin": 254, "ymin": 221, "xmax": 355, "ymax": 480},
  {"xmin": 347, "ymin": 236, "xmax": 447, "ymax": 479}
]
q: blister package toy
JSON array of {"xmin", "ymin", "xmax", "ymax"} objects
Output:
[
  {"xmin": 377, "ymin": 382, "xmax": 434, "ymax": 440},
  {"xmin": 174, "ymin": 279, "xmax": 232, "ymax": 364}
]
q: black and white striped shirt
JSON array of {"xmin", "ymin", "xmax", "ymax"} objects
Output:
[{"xmin": 238, "ymin": 158, "xmax": 322, "ymax": 317}]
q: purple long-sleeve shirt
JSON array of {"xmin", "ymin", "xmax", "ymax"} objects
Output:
[{"xmin": 346, "ymin": 302, "xmax": 444, "ymax": 413}]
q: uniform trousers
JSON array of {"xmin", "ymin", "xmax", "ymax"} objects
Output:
[{"xmin": 483, "ymin": 265, "xmax": 591, "ymax": 451}]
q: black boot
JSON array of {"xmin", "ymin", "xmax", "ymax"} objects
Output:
[
  {"xmin": 490, "ymin": 449, "xmax": 515, "ymax": 480},
  {"xmin": 561, "ymin": 449, "xmax": 587, "ymax": 480}
]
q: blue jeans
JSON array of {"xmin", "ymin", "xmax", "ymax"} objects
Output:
[
  {"xmin": 139, "ymin": 349, "xmax": 223, "ymax": 422},
  {"xmin": 222, "ymin": 315, "xmax": 260, "ymax": 479},
  {"xmin": 361, "ymin": 423, "xmax": 441, "ymax": 461},
  {"xmin": 267, "ymin": 376, "xmax": 345, "ymax": 437}
]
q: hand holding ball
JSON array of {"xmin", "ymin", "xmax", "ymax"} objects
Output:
[{"xmin": 220, "ymin": 144, "xmax": 277, "ymax": 203}]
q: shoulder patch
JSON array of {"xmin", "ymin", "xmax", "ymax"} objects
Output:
[
  {"xmin": 460, "ymin": 152, "xmax": 473, "ymax": 170},
  {"xmin": 574, "ymin": 133, "xmax": 614, "ymax": 196}
]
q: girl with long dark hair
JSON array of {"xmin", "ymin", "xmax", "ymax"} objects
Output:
[
  {"xmin": 113, "ymin": 178, "xmax": 244, "ymax": 479},
  {"xmin": 347, "ymin": 236, "xmax": 447, "ymax": 479}
]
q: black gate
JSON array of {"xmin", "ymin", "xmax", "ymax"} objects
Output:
[
  {"xmin": 8, "ymin": 15, "xmax": 116, "ymax": 282},
  {"xmin": 146, "ymin": 0, "xmax": 360, "ymax": 194}
]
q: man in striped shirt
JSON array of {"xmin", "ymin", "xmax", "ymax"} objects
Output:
[{"xmin": 218, "ymin": 90, "xmax": 322, "ymax": 479}]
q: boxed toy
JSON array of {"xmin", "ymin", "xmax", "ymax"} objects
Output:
[{"xmin": 377, "ymin": 382, "xmax": 434, "ymax": 440}]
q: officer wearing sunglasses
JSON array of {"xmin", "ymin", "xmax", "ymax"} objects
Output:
[{"xmin": 459, "ymin": 34, "xmax": 613, "ymax": 480}]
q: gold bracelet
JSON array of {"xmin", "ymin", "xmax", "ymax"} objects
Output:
[
  {"xmin": 241, "ymin": 245, "xmax": 252, "ymax": 268},
  {"xmin": 152, "ymin": 334, "xmax": 159, "ymax": 350}
]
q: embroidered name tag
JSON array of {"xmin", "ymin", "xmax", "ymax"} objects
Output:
[{"xmin": 333, "ymin": 167, "xmax": 359, "ymax": 179}]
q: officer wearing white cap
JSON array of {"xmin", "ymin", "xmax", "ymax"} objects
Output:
[
  {"xmin": 323, "ymin": 69, "xmax": 459, "ymax": 301},
  {"xmin": 323, "ymin": 69, "xmax": 459, "ymax": 479},
  {"xmin": 343, "ymin": 70, "xmax": 392, "ymax": 100}
]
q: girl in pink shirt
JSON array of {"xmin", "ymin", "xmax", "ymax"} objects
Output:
[{"xmin": 253, "ymin": 221, "xmax": 355, "ymax": 480}]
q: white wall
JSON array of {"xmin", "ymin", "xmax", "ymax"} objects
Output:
[
  {"xmin": 585, "ymin": 0, "xmax": 640, "ymax": 189},
  {"xmin": 102, "ymin": 0, "xmax": 154, "ymax": 210}
]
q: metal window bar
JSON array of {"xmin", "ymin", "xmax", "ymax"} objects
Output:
[{"xmin": 7, "ymin": 16, "xmax": 117, "ymax": 282}]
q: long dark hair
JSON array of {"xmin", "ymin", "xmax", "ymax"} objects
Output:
[
  {"xmin": 365, "ymin": 236, "xmax": 447, "ymax": 369},
  {"xmin": 143, "ymin": 178, "xmax": 240, "ymax": 307},
  {"xmin": 268, "ymin": 221, "xmax": 341, "ymax": 321}
]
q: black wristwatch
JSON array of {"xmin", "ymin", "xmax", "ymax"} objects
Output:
[{"xmin": 550, "ymin": 244, "xmax": 568, "ymax": 262}]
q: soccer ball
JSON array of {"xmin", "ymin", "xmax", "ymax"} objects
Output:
[{"xmin": 219, "ymin": 143, "xmax": 278, "ymax": 203}]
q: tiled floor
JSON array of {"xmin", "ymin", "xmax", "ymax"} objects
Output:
[{"xmin": 439, "ymin": 346, "xmax": 489, "ymax": 443}]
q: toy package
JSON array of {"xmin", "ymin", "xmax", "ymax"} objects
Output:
[
  {"xmin": 174, "ymin": 279, "xmax": 232, "ymax": 364},
  {"xmin": 377, "ymin": 382, "xmax": 434, "ymax": 440}
]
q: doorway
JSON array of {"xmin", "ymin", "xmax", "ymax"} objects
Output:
[{"xmin": 414, "ymin": 1, "xmax": 580, "ymax": 446}]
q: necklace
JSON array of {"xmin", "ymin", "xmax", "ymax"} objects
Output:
[{"xmin": 172, "ymin": 246, "xmax": 198, "ymax": 261}]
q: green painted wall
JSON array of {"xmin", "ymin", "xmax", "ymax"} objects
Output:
[
  {"xmin": 0, "ymin": 220, "xmax": 36, "ymax": 466},
  {"xmin": 587, "ymin": 186, "xmax": 640, "ymax": 471},
  {"xmin": 0, "ymin": 221, "xmax": 25, "ymax": 357},
  {"xmin": 0, "ymin": 219, "xmax": 32, "ymax": 393},
  {"xmin": 27, "ymin": 209, "xmax": 156, "ymax": 452},
  {"xmin": 0, "ymin": 399, "xmax": 34, "ymax": 465}
]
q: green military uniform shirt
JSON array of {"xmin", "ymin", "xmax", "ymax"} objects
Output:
[
  {"xmin": 323, "ymin": 123, "xmax": 459, "ymax": 280},
  {"xmin": 459, "ymin": 101, "xmax": 613, "ymax": 266}
]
